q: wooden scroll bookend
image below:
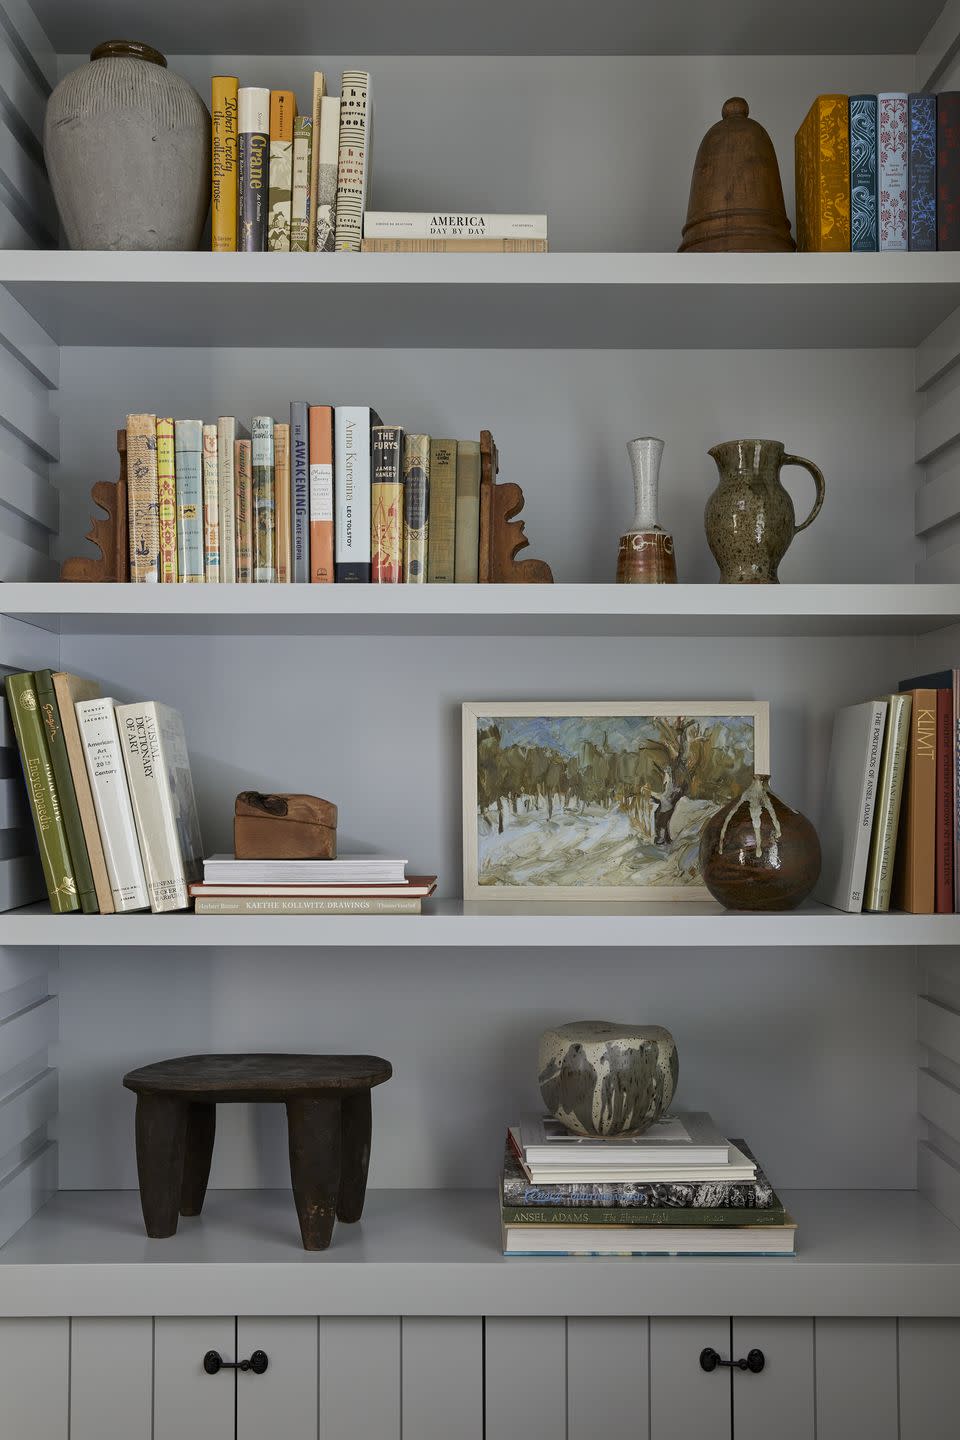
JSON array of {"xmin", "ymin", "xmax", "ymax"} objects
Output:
[
  {"xmin": 478, "ymin": 429, "xmax": 553, "ymax": 583},
  {"xmin": 61, "ymin": 429, "xmax": 129, "ymax": 582}
]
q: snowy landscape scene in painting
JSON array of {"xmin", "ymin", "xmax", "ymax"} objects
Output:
[{"xmin": 475, "ymin": 712, "xmax": 756, "ymax": 890}]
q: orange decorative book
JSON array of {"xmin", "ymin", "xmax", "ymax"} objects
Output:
[
  {"xmin": 308, "ymin": 405, "xmax": 335, "ymax": 582},
  {"xmin": 891, "ymin": 688, "xmax": 937, "ymax": 913},
  {"xmin": 795, "ymin": 95, "xmax": 851, "ymax": 251}
]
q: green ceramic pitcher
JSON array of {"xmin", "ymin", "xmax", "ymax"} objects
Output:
[{"xmin": 705, "ymin": 439, "xmax": 825, "ymax": 583}]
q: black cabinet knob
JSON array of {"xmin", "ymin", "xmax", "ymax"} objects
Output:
[
  {"xmin": 203, "ymin": 1350, "xmax": 269, "ymax": 1376},
  {"xmin": 700, "ymin": 1346, "xmax": 765, "ymax": 1374}
]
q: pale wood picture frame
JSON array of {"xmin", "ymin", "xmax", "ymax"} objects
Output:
[{"xmin": 462, "ymin": 700, "xmax": 770, "ymax": 902}]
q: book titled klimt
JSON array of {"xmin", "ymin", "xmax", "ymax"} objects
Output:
[
  {"xmin": 75, "ymin": 697, "xmax": 149, "ymax": 913},
  {"xmin": 335, "ymin": 406, "xmax": 381, "ymax": 581},
  {"xmin": 899, "ymin": 669, "xmax": 958, "ymax": 914},
  {"xmin": 4, "ymin": 671, "xmax": 79, "ymax": 912},
  {"xmin": 117, "ymin": 702, "xmax": 203, "ymax": 913},
  {"xmin": 816, "ymin": 698, "xmax": 887, "ymax": 913}
]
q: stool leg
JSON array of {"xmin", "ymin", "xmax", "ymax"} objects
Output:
[
  {"xmin": 134, "ymin": 1093, "xmax": 189, "ymax": 1238},
  {"xmin": 285, "ymin": 1096, "xmax": 342, "ymax": 1251},
  {"xmin": 337, "ymin": 1090, "xmax": 372, "ymax": 1223},
  {"xmin": 180, "ymin": 1102, "xmax": 216, "ymax": 1217}
]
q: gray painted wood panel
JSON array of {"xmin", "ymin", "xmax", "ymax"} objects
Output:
[
  {"xmin": 238, "ymin": 1317, "xmax": 318, "ymax": 1440},
  {"xmin": 899, "ymin": 1318, "xmax": 960, "ymax": 1440},
  {"xmin": 318, "ymin": 1317, "xmax": 399, "ymax": 1440},
  {"xmin": 71, "ymin": 1316, "xmax": 153, "ymax": 1440},
  {"xmin": 485, "ymin": 1317, "xmax": 566, "ymax": 1440},
  {"xmin": 731, "ymin": 1318, "xmax": 814, "ymax": 1440},
  {"xmin": 567, "ymin": 1316, "xmax": 649, "ymax": 1439},
  {"xmin": 401, "ymin": 1316, "xmax": 482, "ymax": 1440},
  {"xmin": 649, "ymin": 1318, "xmax": 731, "ymax": 1439},
  {"xmin": 154, "ymin": 1316, "xmax": 235, "ymax": 1440},
  {"xmin": 0, "ymin": 1316, "xmax": 68, "ymax": 1437},
  {"xmin": 814, "ymin": 1319, "xmax": 897, "ymax": 1440}
]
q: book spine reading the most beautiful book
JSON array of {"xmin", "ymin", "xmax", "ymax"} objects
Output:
[
  {"xmin": 315, "ymin": 94, "xmax": 340, "ymax": 251},
  {"xmin": 308, "ymin": 71, "xmax": 326, "ymax": 250},
  {"xmin": 117, "ymin": 702, "xmax": 203, "ymax": 913},
  {"xmin": 333, "ymin": 71, "xmax": 370, "ymax": 252},
  {"xmin": 795, "ymin": 94, "xmax": 850, "ymax": 251},
  {"xmin": 235, "ymin": 438, "xmax": 253, "ymax": 582},
  {"xmin": 427, "ymin": 439, "xmax": 456, "ymax": 582},
  {"xmin": 335, "ymin": 407, "xmax": 378, "ymax": 581},
  {"xmin": 290, "ymin": 401, "xmax": 310, "ymax": 582},
  {"xmin": 308, "ymin": 405, "xmax": 334, "ymax": 582},
  {"xmin": 864, "ymin": 694, "xmax": 912, "ymax": 912},
  {"xmin": 217, "ymin": 417, "xmax": 238, "ymax": 582},
  {"xmin": 878, "ymin": 93, "xmax": 908, "ymax": 251},
  {"xmin": 201, "ymin": 423, "xmax": 220, "ymax": 582},
  {"xmin": 126, "ymin": 413, "xmax": 160, "ymax": 583},
  {"xmin": 891, "ymin": 688, "xmax": 936, "ymax": 913},
  {"xmin": 4, "ymin": 672, "xmax": 80, "ymax": 913},
  {"xmin": 361, "ymin": 238, "xmax": 548, "ymax": 253},
  {"xmin": 402, "ymin": 434, "xmax": 430, "ymax": 583},
  {"xmin": 51, "ymin": 672, "xmax": 114, "ymax": 914},
  {"xmin": 267, "ymin": 89, "xmax": 295, "ymax": 252},
  {"xmin": 908, "ymin": 92, "xmax": 937, "ymax": 251},
  {"xmin": 455, "ymin": 440, "xmax": 481, "ymax": 582},
  {"xmin": 938, "ymin": 93, "xmax": 960, "ymax": 250},
  {"xmin": 371, "ymin": 424, "xmax": 404, "ymax": 583},
  {"xmin": 289, "ymin": 115, "xmax": 312, "ymax": 251},
  {"xmin": 274, "ymin": 421, "xmax": 291, "ymax": 584},
  {"xmin": 252, "ymin": 415, "xmax": 276, "ymax": 582},
  {"xmin": 33, "ymin": 670, "xmax": 98, "ymax": 913},
  {"xmin": 74, "ymin": 697, "xmax": 149, "ymax": 913},
  {"xmin": 211, "ymin": 76, "xmax": 239, "ymax": 251},
  {"xmin": 849, "ymin": 95, "xmax": 878, "ymax": 251},
  {"xmin": 174, "ymin": 419, "xmax": 204, "ymax": 583},
  {"xmin": 238, "ymin": 86, "xmax": 270, "ymax": 252},
  {"xmin": 937, "ymin": 688, "xmax": 955, "ymax": 913},
  {"xmin": 194, "ymin": 895, "xmax": 421, "ymax": 914},
  {"xmin": 155, "ymin": 416, "xmax": 178, "ymax": 583},
  {"xmin": 364, "ymin": 212, "xmax": 549, "ymax": 239}
]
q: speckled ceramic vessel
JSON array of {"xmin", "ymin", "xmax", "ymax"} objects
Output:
[
  {"xmin": 699, "ymin": 774, "xmax": 821, "ymax": 911},
  {"xmin": 537, "ymin": 1021, "xmax": 678, "ymax": 1137},
  {"xmin": 704, "ymin": 439, "xmax": 825, "ymax": 583}
]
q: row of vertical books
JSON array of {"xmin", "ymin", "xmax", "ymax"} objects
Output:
[
  {"xmin": 796, "ymin": 92, "xmax": 960, "ymax": 251},
  {"xmin": 212, "ymin": 70, "xmax": 370, "ymax": 253},
  {"xmin": 124, "ymin": 410, "xmax": 486, "ymax": 584},
  {"xmin": 818, "ymin": 667, "xmax": 959, "ymax": 914}
]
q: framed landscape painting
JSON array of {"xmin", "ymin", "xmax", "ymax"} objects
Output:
[{"xmin": 462, "ymin": 700, "xmax": 770, "ymax": 902}]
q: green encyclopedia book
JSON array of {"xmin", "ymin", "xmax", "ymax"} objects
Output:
[
  {"xmin": 33, "ymin": 670, "xmax": 98, "ymax": 913},
  {"xmin": 3, "ymin": 671, "xmax": 80, "ymax": 912}
]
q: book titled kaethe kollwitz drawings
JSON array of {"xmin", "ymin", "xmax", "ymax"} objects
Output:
[
  {"xmin": 75, "ymin": 697, "xmax": 149, "ymax": 913},
  {"xmin": 117, "ymin": 702, "xmax": 203, "ymax": 913}
]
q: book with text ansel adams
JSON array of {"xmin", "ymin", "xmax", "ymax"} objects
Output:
[{"xmin": 117, "ymin": 702, "xmax": 203, "ymax": 914}]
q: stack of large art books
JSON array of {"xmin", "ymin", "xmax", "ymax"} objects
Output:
[
  {"xmin": 501, "ymin": 1112, "xmax": 796, "ymax": 1257},
  {"xmin": 191, "ymin": 856, "xmax": 436, "ymax": 914}
]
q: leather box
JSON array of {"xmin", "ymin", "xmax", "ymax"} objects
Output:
[{"xmin": 234, "ymin": 792, "xmax": 338, "ymax": 860}]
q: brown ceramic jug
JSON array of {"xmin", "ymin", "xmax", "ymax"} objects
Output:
[{"xmin": 704, "ymin": 440, "xmax": 825, "ymax": 584}]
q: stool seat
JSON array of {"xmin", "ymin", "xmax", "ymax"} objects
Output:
[{"xmin": 122, "ymin": 1051, "xmax": 392, "ymax": 1251}]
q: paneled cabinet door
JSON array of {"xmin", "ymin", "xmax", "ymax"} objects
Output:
[
  {"xmin": 154, "ymin": 1316, "xmax": 236, "ymax": 1440},
  {"xmin": 649, "ymin": 1318, "xmax": 732, "ymax": 1440},
  {"xmin": 236, "ymin": 1318, "xmax": 318, "ymax": 1440},
  {"xmin": 730, "ymin": 1318, "xmax": 814, "ymax": 1440}
]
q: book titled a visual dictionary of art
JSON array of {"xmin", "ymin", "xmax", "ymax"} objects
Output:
[
  {"xmin": 117, "ymin": 702, "xmax": 203, "ymax": 913},
  {"xmin": 816, "ymin": 698, "xmax": 887, "ymax": 913}
]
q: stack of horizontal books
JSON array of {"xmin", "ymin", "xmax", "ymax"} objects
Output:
[
  {"xmin": 501, "ymin": 1112, "xmax": 795, "ymax": 1256},
  {"xmin": 190, "ymin": 856, "xmax": 436, "ymax": 915}
]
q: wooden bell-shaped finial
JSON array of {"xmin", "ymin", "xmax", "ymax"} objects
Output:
[{"xmin": 679, "ymin": 97, "xmax": 796, "ymax": 252}]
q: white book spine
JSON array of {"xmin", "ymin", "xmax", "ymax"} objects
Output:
[
  {"xmin": 878, "ymin": 93, "xmax": 908, "ymax": 251},
  {"xmin": 363, "ymin": 211, "xmax": 548, "ymax": 239},
  {"xmin": 216, "ymin": 417, "xmax": 237, "ymax": 582},
  {"xmin": 335, "ymin": 406, "xmax": 373, "ymax": 578},
  {"xmin": 849, "ymin": 700, "xmax": 888, "ymax": 909},
  {"xmin": 333, "ymin": 70, "xmax": 370, "ymax": 252},
  {"xmin": 116, "ymin": 702, "xmax": 203, "ymax": 913},
  {"xmin": 75, "ymin": 698, "xmax": 149, "ymax": 913}
]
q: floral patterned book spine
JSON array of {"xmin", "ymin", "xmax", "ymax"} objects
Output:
[
  {"xmin": 937, "ymin": 93, "xmax": 960, "ymax": 250},
  {"xmin": 794, "ymin": 94, "xmax": 850, "ymax": 251},
  {"xmin": 849, "ymin": 96, "xmax": 878, "ymax": 252},
  {"xmin": 908, "ymin": 93, "xmax": 937, "ymax": 251},
  {"xmin": 878, "ymin": 93, "xmax": 908, "ymax": 251},
  {"xmin": 156, "ymin": 417, "xmax": 178, "ymax": 582}
]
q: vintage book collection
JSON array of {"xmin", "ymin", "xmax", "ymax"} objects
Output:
[{"xmin": 20, "ymin": 44, "xmax": 955, "ymax": 1261}]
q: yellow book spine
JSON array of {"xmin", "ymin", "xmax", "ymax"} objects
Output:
[
  {"xmin": 212, "ymin": 76, "xmax": 239, "ymax": 252},
  {"xmin": 795, "ymin": 95, "xmax": 850, "ymax": 251},
  {"xmin": 156, "ymin": 418, "xmax": 178, "ymax": 583}
]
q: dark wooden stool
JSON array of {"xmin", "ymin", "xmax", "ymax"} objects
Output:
[{"xmin": 122, "ymin": 1053, "xmax": 392, "ymax": 1251}]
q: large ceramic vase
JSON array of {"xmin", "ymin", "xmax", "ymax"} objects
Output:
[
  {"xmin": 616, "ymin": 436, "xmax": 678, "ymax": 583},
  {"xmin": 44, "ymin": 41, "xmax": 210, "ymax": 250},
  {"xmin": 705, "ymin": 439, "xmax": 826, "ymax": 583},
  {"xmin": 538, "ymin": 1020, "xmax": 678, "ymax": 1137},
  {"xmin": 699, "ymin": 775, "xmax": 821, "ymax": 911}
]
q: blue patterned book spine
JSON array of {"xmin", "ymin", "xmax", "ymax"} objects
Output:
[
  {"xmin": 909, "ymin": 92, "xmax": 937, "ymax": 250},
  {"xmin": 173, "ymin": 419, "xmax": 204, "ymax": 582},
  {"xmin": 849, "ymin": 95, "xmax": 878, "ymax": 251}
]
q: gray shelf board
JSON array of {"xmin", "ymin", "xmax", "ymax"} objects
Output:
[
  {"xmin": 5, "ymin": 899, "xmax": 960, "ymax": 947},
  {"xmin": 4, "ymin": 253, "xmax": 960, "ymax": 349},
  {"xmin": 2, "ymin": 1187, "xmax": 959, "ymax": 1318},
  {"xmin": 30, "ymin": 0, "xmax": 943, "ymax": 56}
]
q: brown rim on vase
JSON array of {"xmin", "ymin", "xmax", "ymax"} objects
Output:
[{"xmin": 90, "ymin": 41, "xmax": 167, "ymax": 66}]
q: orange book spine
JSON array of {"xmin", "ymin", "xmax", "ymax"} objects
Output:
[
  {"xmin": 795, "ymin": 95, "xmax": 850, "ymax": 252},
  {"xmin": 235, "ymin": 438, "xmax": 253, "ymax": 583},
  {"xmin": 308, "ymin": 405, "xmax": 334, "ymax": 582},
  {"xmin": 891, "ymin": 688, "xmax": 937, "ymax": 913}
]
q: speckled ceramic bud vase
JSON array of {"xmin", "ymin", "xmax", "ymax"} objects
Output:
[
  {"xmin": 616, "ymin": 437, "xmax": 678, "ymax": 583},
  {"xmin": 704, "ymin": 439, "xmax": 825, "ymax": 583},
  {"xmin": 538, "ymin": 1020, "xmax": 678, "ymax": 1137},
  {"xmin": 44, "ymin": 41, "xmax": 210, "ymax": 250},
  {"xmin": 699, "ymin": 774, "xmax": 821, "ymax": 911}
]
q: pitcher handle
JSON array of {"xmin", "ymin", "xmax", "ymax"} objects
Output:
[{"xmin": 782, "ymin": 454, "xmax": 825, "ymax": 534}]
